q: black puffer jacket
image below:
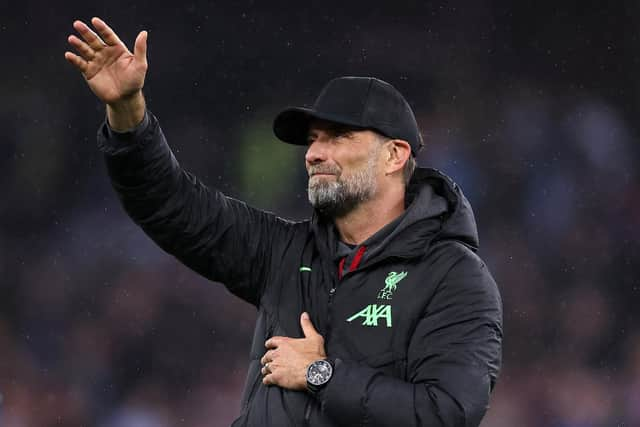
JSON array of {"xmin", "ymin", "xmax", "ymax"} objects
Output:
[{"xmin": 98, "ymin": 111, "xmax": 503, "ymax": 427}]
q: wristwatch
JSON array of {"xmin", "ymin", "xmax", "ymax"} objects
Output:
[{"xmin": 306, "ymin": 359, "xmax": 334, "ymax": 394}]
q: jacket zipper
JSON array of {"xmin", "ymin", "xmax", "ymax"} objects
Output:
[
  {"xmin": 302, "ymin": 255, "xmax": 341, "ymax": 426},
  {"xmin": 305, "ymin": 247, "xmax": 367, "ymax": 425},
  {"xmin": 325, "ymin": 245, "xmax": 366, "ymax": 343},
  {"xmin": 303, "ymin": 283, "xmax": 336, "ymax": 425}
]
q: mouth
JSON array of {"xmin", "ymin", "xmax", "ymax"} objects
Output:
[{"xmin": 309, "ymin": 173, "xmax": 338, "ymax": 182}]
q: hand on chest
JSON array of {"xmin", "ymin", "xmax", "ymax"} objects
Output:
[{"xmin": 265, "ymin": 258, "xmax": 434, "ymax": 376}]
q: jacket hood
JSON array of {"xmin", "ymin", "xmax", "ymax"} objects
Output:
[
  {"xmin": 311, "ymin": 167, "xmax": 479, "ymax": 264},
  {"xmin": 407, "ymin": 167, "xmax": 479, "ymax": 250}
]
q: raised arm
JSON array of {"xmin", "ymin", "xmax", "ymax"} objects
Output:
[{"xmin": 66, "ymin": 18, "xmax": 293, "ymax": 305}]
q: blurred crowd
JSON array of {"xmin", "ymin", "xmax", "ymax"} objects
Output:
[{"xmin": 2, "ymin": 2, "xmax": 640, "ymax": 426}]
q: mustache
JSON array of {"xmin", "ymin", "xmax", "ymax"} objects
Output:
[{"xmin": 308, "ymin": 165, "xmax": 341, "ymax": 177}]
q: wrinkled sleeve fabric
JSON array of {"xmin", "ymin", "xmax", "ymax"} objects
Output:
[
  {"xmin": 97, "ymin": 110, "xmax": 289, "ymax": 306},
  {"xmin": 318, "ymin": 249, "xmax": 503, "ymax": 427}
]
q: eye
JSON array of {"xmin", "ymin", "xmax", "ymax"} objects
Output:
[{"xmin": 306, "ymin": 131, "xmax": 319, "ymax": 144}]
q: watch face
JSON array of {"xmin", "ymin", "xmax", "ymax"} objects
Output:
[{"xmin": 306, "ymin": 360, "xmax": 333, "ymax": 386}]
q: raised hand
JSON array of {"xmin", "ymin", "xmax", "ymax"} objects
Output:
[{"xmin": 65, "ymin": 17, "xmax": 148, "ymax": 105}]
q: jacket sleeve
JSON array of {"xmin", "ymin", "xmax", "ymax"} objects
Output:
[
  {"xmin": 97, "ymin": 110, "xmax": 292, "ymax": 306},
  {"xmin": 317, "ymin": 249, "xmax": 503, "ymax": 427}
]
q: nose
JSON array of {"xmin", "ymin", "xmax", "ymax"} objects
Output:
[{"xmin": 305, "ymin": 139, "xmax": 328, "ymax": 165}]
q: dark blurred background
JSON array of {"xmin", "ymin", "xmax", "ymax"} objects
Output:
[{"xmin": 1, "ymin": 1, "xmax": 639, "ymax": 426}]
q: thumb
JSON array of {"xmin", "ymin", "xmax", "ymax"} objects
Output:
[
  {"xmin": 134, "ymin": 30, "xmax": 148, "ymax": 65},
  {"xmin": 300, "ymin": 312, "xmax": 319, "ymax": 338}
]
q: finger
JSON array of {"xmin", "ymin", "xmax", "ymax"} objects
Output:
[
  {"xmin": 133, "ymin": 30, "xmax": 148, "ymax": 65},
  {"xmin": 263, "ymin": 373, "xmax": 277, "ymax": 386},
  {"xmin": 300, "ymin": 312, "xmax": 319, "ymax": 338},
  {"xmin": 260, "ymin": 353, "xmax": 268, "ymax": 365},
  {"xmin": 91, "ymin": 17, "xmax": 123, "ymax": 47},
  {"xmin": 73, "ymin": 20, "xmax": 106, "ymax": 50},
  {"xmin": 64, "ymin": 51, "xmax": 88, "ymax": 73},
  {"xmin": 67, "ymin": 34, "xmax": 95, "ymax": 61},
  {"xmin": 265, "ymin": 337, "xmax": 287, "ymax": 349},
  {"xmin": 261, "ymin": 363, "xmax": 270, "ymax": 376},
  {"xmin": 260, "ymin": 349, "xmax": 277, "ymax": 366}
]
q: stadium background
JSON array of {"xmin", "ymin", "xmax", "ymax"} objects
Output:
[{"xmin": 1, "ymin": 1, "xmax": 639, "ymax": 425}]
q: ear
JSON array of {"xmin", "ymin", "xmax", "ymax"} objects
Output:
[{"xmin": 383, "ymin": 139, "xmax": 412, "ymax": 177}]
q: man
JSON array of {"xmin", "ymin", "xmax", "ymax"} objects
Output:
[{"xmin": 65, "ymin": 17, "xmax": 502, "ymax": 427}]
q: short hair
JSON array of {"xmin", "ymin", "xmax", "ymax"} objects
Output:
[{"xmin": 403, "ymin": 154, "xmax": 416, "ymax": 186}]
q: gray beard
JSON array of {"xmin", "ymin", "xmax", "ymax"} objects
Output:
[{"xmin": 307, "ymin": 156, "xmax": 378, "ymax": 218}]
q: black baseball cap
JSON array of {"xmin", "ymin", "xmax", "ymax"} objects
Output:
[{"xmin": 273, "ymin": 76, "xmax": 423, "ymax": 155}]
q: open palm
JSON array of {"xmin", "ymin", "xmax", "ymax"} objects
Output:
[{"xmin": 65, "ymin": 17, "xmax": 148, "ymax": 105}]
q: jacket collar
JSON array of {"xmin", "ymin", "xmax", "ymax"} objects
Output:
[{"xmin": 311, "ymin": 167, "xmax": 479, "ymax": 267}]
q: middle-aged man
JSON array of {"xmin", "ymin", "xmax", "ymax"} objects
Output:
[{"xmin": 65, "ymin": 17, "xmax": 502, "ymax": 427}]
